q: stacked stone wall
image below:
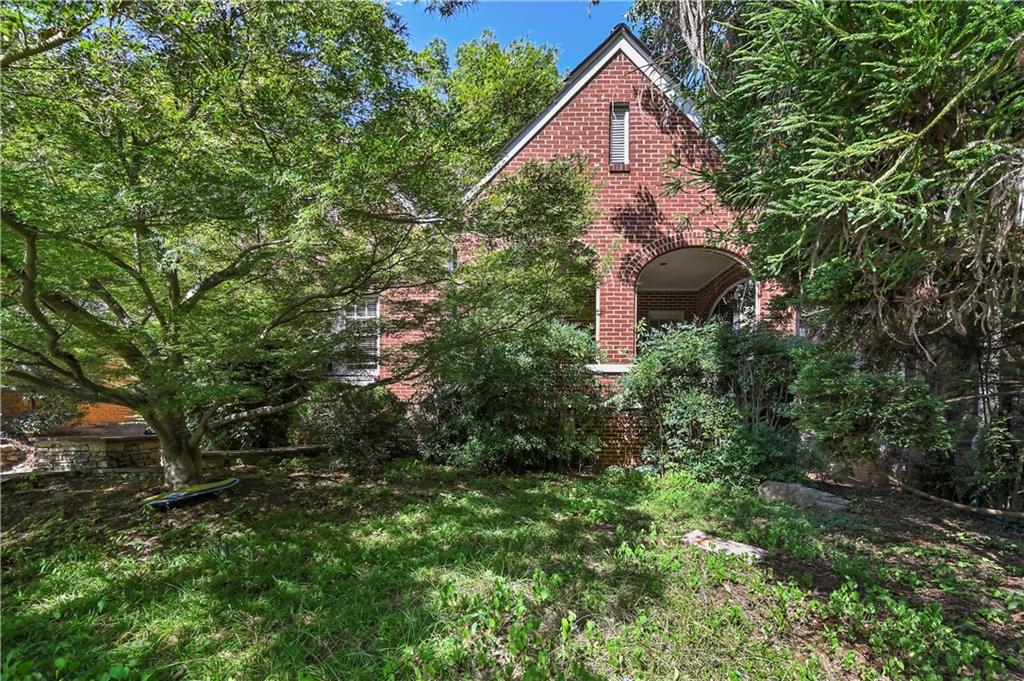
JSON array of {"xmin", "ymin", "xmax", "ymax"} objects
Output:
[{"xmin": 31, "ymin": 436, "xmax": 161, "ymax": 471}]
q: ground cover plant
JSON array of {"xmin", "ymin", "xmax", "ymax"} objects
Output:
[{"xmin": 2, "ymin": 461, "xmax": 1020, "ymax": 679}]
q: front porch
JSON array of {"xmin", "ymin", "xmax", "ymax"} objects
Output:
[{"xmin": 592, "ymin": 246, "xmax": 758, "ymax": 368}]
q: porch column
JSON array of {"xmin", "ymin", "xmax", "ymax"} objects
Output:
[{"xmin": 596, "ymin": 272, "xmax": 636, "ymax": 364}]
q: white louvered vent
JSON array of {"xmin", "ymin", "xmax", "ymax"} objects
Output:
[
  {"xmin": 609, "ymin": 103, "xmax": 629, "ymax": 165},
  {"xmin": 328, "ymin": 296, "xmax": 379, "ymax": 380}
]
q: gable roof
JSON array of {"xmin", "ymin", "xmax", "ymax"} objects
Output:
[{"xmin": 473, "ymin": 23, "xmax": 700, "ymax": 192}]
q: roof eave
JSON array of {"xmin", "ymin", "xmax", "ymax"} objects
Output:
[{"xmin": 467, "ymin": 24, "xmax": 702, "ymax": 199}]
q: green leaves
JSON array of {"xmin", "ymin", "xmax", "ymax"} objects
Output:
[
  {"xmin": 420, "ymin": 317, "xmax": 603, "ymax": 472},
  {"xmin": 637, "ymin": 1, "xmax": 1024, "ymax": 348},
  {"xmin": 789, "ymin": 349, "xmax": 953, "ymax": 462},
  {"xmin": 621, "ymin": 323, "xmax": 806, "ymax": 487},
  {"xmin": 1, "ymin": 1, "xmax": 597, "ymax": 484},
  {"xmin": 419, "ymin": 29, "xmax": 563, "ymax": 177}
]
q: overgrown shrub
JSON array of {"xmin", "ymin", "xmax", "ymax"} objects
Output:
[
  {"xmin": 201, "ymin": 408, "xmax": 293, "ymax": 451},
  {"xmin": 965, "ymin": 418, "xmax": 1023, "ymax": 508},
  {"xmin": 198, "ymin": 352, "xmax": 305, "ymax": 451},
  {"xmin": 620, "ymin": 323, "xmax": 806, "ymax": 487},
  {"xmin": 291, "ymin": 384, "xmax": 416, "ymax": 468},
  {"xmin": 789, "ymin": 350, "xmax": 952, "ymax": 464},
  {"xmin": 419, "ymin": 319, "xmax": 603, "ymax": 472},
  {"xmin": 2, "ymin": 393, "xmax": 84, "ymax": 440}
]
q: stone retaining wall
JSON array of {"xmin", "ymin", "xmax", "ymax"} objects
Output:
[{"xmin": 32, "ymin": 435, "xmax": 161, "ymax": 471}]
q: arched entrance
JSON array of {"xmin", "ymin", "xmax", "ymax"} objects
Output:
[{"xmin": 635, "ymin": 247, "xmax": 756, "ymax": 337}]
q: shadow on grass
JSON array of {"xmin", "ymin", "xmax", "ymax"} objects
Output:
[
  {"xmin": 636, "ymin": 471, "xmax": 1023, "ymax": 669},
  {"xmin": 1, "ymin": 462, "xmax": 663, "ymax": 679}
]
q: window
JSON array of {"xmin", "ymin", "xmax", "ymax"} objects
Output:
[
  {"xmin": 710, "ymin": 280, "xmax": 756, "ymax": 330},
  {"xmin": 647, "ymin": 310, "xmax": 690, "ymax": 329},
  {"xmin": 609, "ymin": 103, "xmax": 630, "ymax": 166},
  {"xmin": 328, "ymin": 297, "xmax": 379, "ymax": 381}
]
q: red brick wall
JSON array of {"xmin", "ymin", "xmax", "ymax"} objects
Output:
[
  {"xmin": 1, "ymin": 388, "xmax": 29, "ymax": 420},
  {"xmin": 636, "ymin": 290, "xmax": 704, "ymax": 323},
  {"xmin": 597, "ymin": 410, "xmax": 646, "ymax": 467},
  {"xmin": 378, "ymin": 288, "xmax": 438, "ymax": 401},
  {"xmin": 496, "ymin": 51, "xmax": 772, "ymax": 363},
  {"xmin": 79, "ymin": 402, "xmax": 136, "ymax": 426},
  {"xmin": 0, "ymin": 388, "xmax": 136, "ymax": 430}
]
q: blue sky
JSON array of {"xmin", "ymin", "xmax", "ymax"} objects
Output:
[{"xmin": 392, "ymin": 1, "xmax": 634, "ymax": 73}]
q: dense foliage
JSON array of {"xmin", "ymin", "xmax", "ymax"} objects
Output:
[
  {"xmin": 633, "ymin": 1, "xmax": 1024, "ymax": 349},
  {"xmin": 420, "ymin": 319, "xmax": 603, "ymax": 472},
  {"xmin": 957, "ymin": 418, "xmax": 1024, "ymax": 510},
  {"xmin": 0, "ymin": 1, "xmax": 593, "ymax": 486},
  {"xmin": 631, "ymin": 1, "xmax": 1024, "ymax": 507},
  {"xmin": 620, "ymin": 323, "xmax": 805, "ymax": 487},
  {"xmin": 291, "ymin": 384, "xmax": 415, "ymax": 469},
  {"xmin": 419, "ymin": 29, "xmax": 563, "ymax": 178},
  {"xmin": 790, "ymin": 350, "xmax": 953, "ymax": 464}
]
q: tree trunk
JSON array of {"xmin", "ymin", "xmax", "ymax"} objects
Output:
[{"xmin": 147, "ymin": 411, "xmax": 203, "ymax": 488}]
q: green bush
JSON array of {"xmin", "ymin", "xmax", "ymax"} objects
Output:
[
  {"xmin": 202, "ymin": 408, "xmax": 293, "ymax": 451},
  {"xmin": 789, "ymin": 350, "xmax": 952, "ymax": 463},
  {"xmin": 420, "ymin": 319, "xmax": 603, "ymax": 472},
  {"xmin": 620, "ymin": 323, "xmax": 806, "ymax": 487},
  {"xmin": 954, "ymin": 417, "xmax": 1021, "ymax": 509},
  {"xmin": 198, "ymin": 352, "xmax": 305, "ymax": 451},
  {"xmin": 2, "ymin": 392, "xmax": 84, "ymax": 440},
  {"xmin": 291, "ymin": 385, "xmax": 416, "ymax": 468}
]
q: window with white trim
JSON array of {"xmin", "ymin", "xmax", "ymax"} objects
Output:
[
  {"xmin": 328, "ymin": 296, "xmax": 379, "ymax": 380},
  {"xmin": 609, "ymin": 103, "xmax": 630, "ymax": 165}
]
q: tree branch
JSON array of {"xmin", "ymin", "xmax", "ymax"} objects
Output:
[
  {"xmin": 206, "ymin": 394, "xmax": 312, "ymax": 431},
  {"xmin": 180, "ymin": 239, "xmax": 286, "ymax": 312},
  {"xmin": 54, "ymin": 234, "xmax": 169, "ymax": 327},
  {"xmin": 88, "ymin": 278, "xmax": 136, "ymax": 329},
  {"xmin": 1, "ymin": 30, "xmax": 77, "ymax": 70},
  {"xmin": 1, "ymin": 208, "xmax": 113, "ymax": 394},
  {"xmin": 4, "ymin": 366, "xmax": 140, "ymax": 407}
]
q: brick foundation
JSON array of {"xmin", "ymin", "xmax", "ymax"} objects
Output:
[{"xmin": 597, "ymin": 409, "xmax": 646, "ymax": 467}]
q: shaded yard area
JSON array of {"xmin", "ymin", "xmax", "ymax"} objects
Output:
[{"xmin": 2, "ymin": 461, "xmax": 1022, "ymax": 679}]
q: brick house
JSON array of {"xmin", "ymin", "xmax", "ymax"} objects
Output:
[
  {"xmin": 354, "ymin": 25, "xmax": 788, "ymax": 464},
  {"xmin": 7, "ymin": 26, "xmax": 788, "ymax": 462},
  {"xmin": 1, "ymin": 386, "xmax": 138, "ymax": 435}
]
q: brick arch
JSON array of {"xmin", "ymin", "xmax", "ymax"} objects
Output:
[
  {"xmin": 701, "ymin": 266, "xmax": 756, "ymax": 320},
  {"xmin": 621, "ymin": 233, "xmax": 751, "ymax": 285}
]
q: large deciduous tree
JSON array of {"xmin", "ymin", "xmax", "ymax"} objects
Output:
[
  {"xmin": 418, "ymin": 29, "xmax": 563, "ymax": 177},
  {"xmin": 1, "ymin": 1, "xmax": 595, "ymax": 487}
]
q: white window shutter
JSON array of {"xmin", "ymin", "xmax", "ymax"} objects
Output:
[{"xmin": 609, "ymin": 103, "xmax": 629, "ymax": 164}]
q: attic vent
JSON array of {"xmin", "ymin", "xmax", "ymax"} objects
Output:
[{"xmin": 609, "ymin": 103, "xmax": 630, "ymax": 166}]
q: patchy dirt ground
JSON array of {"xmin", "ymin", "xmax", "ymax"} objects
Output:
[{"xmin": 776, "ymin": 480, "xmax": 1024, "ymax": 656}]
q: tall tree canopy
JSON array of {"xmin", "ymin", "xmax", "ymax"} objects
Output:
[
  {"xmin": 1, "ymin": 1, "xmax": 595, "ymax": 487},
  {"xmin": 419, "ymin": 30, "xmax": 564, "ymax": 177},
  {"xmin": 632, "ymin": 1, "xmax": 1024, "ymax": 435}
]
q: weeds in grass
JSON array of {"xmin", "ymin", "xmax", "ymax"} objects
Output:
[{"xmin": 1, "ymin": 463, "xmax": 1020, "ymax": 679}]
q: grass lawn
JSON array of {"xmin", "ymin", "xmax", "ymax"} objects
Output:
[{"xmin": 2, "ymin": 460, "xmax": 1022, "ymax": 680}]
